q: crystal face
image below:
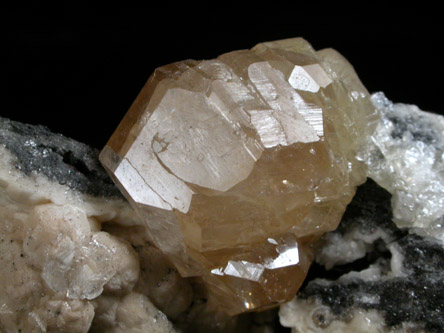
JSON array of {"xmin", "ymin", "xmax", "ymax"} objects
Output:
[{"xmin": 99, "ymin": 38, "xmax": 378, "ymax": 314}]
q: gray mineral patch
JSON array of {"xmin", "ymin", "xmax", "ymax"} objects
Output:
[{"xmin": 0, "ymin": 117, "xmax": 122, "ymax": 198}]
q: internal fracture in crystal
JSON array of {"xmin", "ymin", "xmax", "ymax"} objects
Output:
[{"xmin": 100, "ymin": 38, "xmax": 379, "ymax": 314}]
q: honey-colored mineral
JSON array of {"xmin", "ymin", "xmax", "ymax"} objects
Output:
[{"xmin": 100, "ymin": 38, "xmax": 379, "ymax": 315}]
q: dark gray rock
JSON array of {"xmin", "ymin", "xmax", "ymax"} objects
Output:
[{"xmin": 0, "ymin": 117, "xmax": 121, "ymax": 198}]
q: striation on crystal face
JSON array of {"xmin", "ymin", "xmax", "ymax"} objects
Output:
[{"xmin": 99, "ymin": 37, "xmax": 379, "ymax": 314}]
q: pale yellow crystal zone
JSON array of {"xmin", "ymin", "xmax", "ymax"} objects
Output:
[{"xmin": 100, "ymin": 38, "xmax": 378, "ymax": 315}]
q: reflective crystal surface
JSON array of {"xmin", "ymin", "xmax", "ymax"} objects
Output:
[{"xmin": 100, "ymin": 38, "xmax": 378, "ymax": 314}]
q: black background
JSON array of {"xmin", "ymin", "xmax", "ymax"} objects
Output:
[{"xmin": 3, "ymin": 12, "xmax": 443, "ymax": 149}]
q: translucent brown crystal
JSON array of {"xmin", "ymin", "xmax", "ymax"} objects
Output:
[{"xmin": 99, "ymin": 38, "xmax": 379, "ymax": 315}]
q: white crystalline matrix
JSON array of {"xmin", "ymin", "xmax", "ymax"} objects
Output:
[
  {"xmin": 361, "ymin": 92, "xmax": 444, "ymax": 239},
  {"xmin": 0, "ymin": 117, "xmax": 178, "ymax": 333}
]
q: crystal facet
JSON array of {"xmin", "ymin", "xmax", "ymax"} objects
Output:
[{"xmin": 100, "ymin": 38, "xmax": 378, "ymax": 314}]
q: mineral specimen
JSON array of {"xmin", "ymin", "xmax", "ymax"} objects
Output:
[
  {"xmin": 99, "ymin": 37, "xmax": 379, "ymax": 314},
  {"xmin": 3, "ymin": 36, "xmax": 444, "ymax": 331}
]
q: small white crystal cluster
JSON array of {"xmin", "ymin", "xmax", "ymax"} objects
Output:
[
  {"xmin": 23, "ymin": 204, "xmax": 140, "ymax": 300},
  {"xmin": 361, "ymin": 92, "xmax": 444, "ymax": 239}
]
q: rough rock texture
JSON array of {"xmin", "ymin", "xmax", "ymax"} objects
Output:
[
  {"xmin": 99, "ymin": 37, "xmax": 379, "ymax": 314},
  {"xmin": 90, "ymin": 293, "xmax": 175, "ymax": 333},
  {"xmin": 280, "ymin": 95, "xmax": 444, "ymax": 332},
  {"xmin": 0, "ymin": 117, "xmax": 177, "ymax": 332}
]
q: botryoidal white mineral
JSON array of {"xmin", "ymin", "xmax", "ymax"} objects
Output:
[{"xmin": 0, "ymin": 117, "xmax": 177, "ymax": 333}]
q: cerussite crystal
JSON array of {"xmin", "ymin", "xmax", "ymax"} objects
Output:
[{"xmin": 99, "ymin": 38, "xmax": 379, "ymax": 315}]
